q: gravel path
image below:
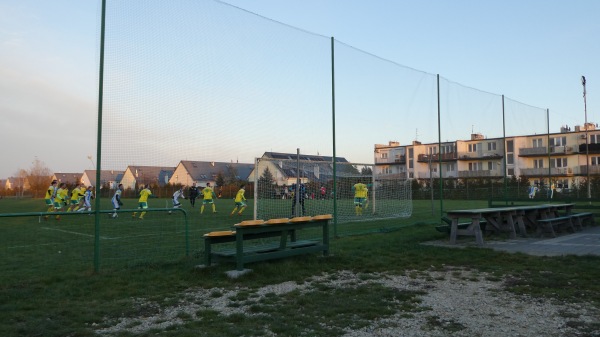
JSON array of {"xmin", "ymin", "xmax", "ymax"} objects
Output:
[{"xmin": 96, "ymin": 268, "xmax": 599, "ymax": 336}]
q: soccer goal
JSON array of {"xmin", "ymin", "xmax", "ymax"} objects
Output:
[{"xmin": 253, "ymin": 157, "xmax": 412, "ymax": 223}]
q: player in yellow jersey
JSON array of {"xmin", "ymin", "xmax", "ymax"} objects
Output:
[
  {"xmin": 53, "ymin": 183, "xmax": 69, "ymax": 220},
  {"xmin": 132, "ymin": 185, "xmax": 153, "ymax": 219},
  {"xmin": 352, "ymin": 182, "xmax": 368, "ymax": 216},
  {"xmin": 44, "ymin": 180, "xmax": 58, "ymax": 220},
  {"xmin": 67, "ymin": 182, "xmax": 86, "ymax": 212},
  {"xmin": 200, "ymin": 182, "xmax": 217, "ymax": 214},
  {"xmin": 230, "ymin": 184, "xmax": 247, "ymax": 216}
]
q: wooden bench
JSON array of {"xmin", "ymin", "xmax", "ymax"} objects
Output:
[
  {"xmin": 569, "ymin": 212, "xmax": 595, "ymax": 230},
  {"xmin": 436, "ymin": 217, "xmax": 487, "ymax": 233},
  {"xmin": 536, "ymin": 215, "xmax": 576, "ymax": 238},
  {"xmin": 204, "ymin": 215, "xmax": 331, "ymax": 271}
]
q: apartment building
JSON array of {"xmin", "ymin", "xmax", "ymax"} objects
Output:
[{"xmin": 375, "ymin": 123, "xmax": 600, "ymax": 190}]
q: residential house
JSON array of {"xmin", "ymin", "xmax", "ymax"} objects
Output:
[
  {"xmin": 52, "ymin": 173, "xmax": 82, "ymax": 186},
  {"xmin": 248, "ymin": 152, "xmax": 350, "ymax": 186},
  {"xmin": 120, "ymin": 166, "xmax": 176, "ymax": 190},
  {"xmin": 81, "ymin": 170, "xmax": 124, "ymax": 189},
  {"xmin": 169, "ymin": 160, "xmax": 254, "ymax": 187}
]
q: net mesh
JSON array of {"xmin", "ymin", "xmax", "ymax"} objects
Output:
[{"xmin": 254, "ymin": 158, "xmax": 412, "ymax": 222}]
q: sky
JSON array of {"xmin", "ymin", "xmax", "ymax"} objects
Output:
[{"xmin": 1, "ymin": 0, "xmax": 599, "ymax": 179}]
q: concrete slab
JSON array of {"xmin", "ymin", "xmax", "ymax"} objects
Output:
[{"xmin": 425, "ymin": 225, "xmax": 600, "ymax": 257}]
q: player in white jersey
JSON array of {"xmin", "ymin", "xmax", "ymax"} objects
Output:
[
  {"xmin": 111, "ymin": 184, "xmax": 124, "ymax": 218},
  {"xmin": 169, "ymin": 187, "xmax": 186, "ymax": 214},
  {"xmin": 77, "ymin": 186, "xmax": 94, "ymax": 213}
]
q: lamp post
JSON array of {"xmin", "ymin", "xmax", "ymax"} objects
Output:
[{"xmin": 582, "ymin": 76, "xmax": 591, "ymax": 199}]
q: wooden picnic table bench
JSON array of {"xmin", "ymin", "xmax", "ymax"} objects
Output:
[
  {"xmin": 204, "ymin": 214, "xmax": 331, "ymax": 271},
  {"xmin": 446, "ymin": 203, "xmax": 575, "ymax": 245}
]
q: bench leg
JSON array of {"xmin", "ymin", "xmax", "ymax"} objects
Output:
[
  {"xmin": 236, "ymin": 232, "xmax": 244, "ymax": 271},
  {"xmin": 204, "ymin": 239, "xmax": 213, "ymax": 266},
  {"xmin": 472, "ymin": 218, "xmax": 484, "ymax": 246}
]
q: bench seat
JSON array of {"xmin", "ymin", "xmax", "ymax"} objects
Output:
[
  {"xmin": 570, "ymin": 212, "xmax": 595, "ymax": 230},
  {"xmin": 438, "ymin": 217, "xmax": 487, "ymax": 233},
  {"xmin": 536, "ymin": 216, "xmax": 575, "ymax": 237},
  {"xmin": 211, "ymin": 240, "xmax": 319, "ymax": 258}
]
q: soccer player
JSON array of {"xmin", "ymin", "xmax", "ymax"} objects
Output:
[
  {"xmin": 67, "ymin": 183, "xmax": 86, "ymax": 212},
  {"xmin": 188, "ymin": 183, "xmax": 199, "ymax": 207},
  {"xmin": 352, "ymin": 182, "xmax": 368, "ymax": 216},
  {"xmin": 132, "ymin": 185, "xmax": 153, "ymax": 219},
  {"xmin": 200, "ymin": 182, "xmax": 217, "ymax": 214},
  {"xmin": 77, "ymin": 186, "xmax": 94, "ymax": 214},
  {"xmin": 291, "ymin": 183, "xmax": 306, "ymax": 216},
  {"xmin": 44, "ymin": 180, "xmax": 58, "ymax": 219},
  {"xmin": 230, "ymin": 184, "xmax": 247, "ymax": 216},
  {"xmin": 169, "ymin": 187, "xmax": 185, "ymax": 214},
  {"xmin": 111, "ymin": 184, "xmax": 124, "ymax": 218},
  {"xmin": 53, "ymin": 183, "xmax": 69, "ymax": 220}
]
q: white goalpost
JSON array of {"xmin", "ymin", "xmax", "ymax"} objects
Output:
[{"xmin": 253, "ymin": 156, "xmax": 412, "ymax": 223}]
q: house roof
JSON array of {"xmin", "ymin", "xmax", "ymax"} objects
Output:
[
  {"xmin": 83, "ymin": 170, "xmax": 124, "ymax": 186},
  {"xmin": 262, "ymin": 152, "xmax": 349, "ymax": 163},
  {"xmin": 179, "ymin": 160, "xmax": 254, "ymax": 181},
  {"xmin": 53, "ymin": 173, "xmax": 82, "ymax": 184},
  {"xmin": 125, "ymin": 166, "xmax": 175, "ymax": 183}
]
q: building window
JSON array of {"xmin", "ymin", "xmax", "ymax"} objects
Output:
[
  {"xmin": 506, "ymin": 140, "xmax": 514, "ymax": 152},
  {"xmin": 507, "ymin": 168, "xmax": 515, "ymax": 176},
  {"xmin": 551, "ymin": 158, "xmax": 568, "ymax": 168},
  {"xmin": 507, "ymin": 153, "xmax": 514, "ymax": 165},
  {"xmin": 468, "ymin": 144, "xmax": 478, "ymax": 152},
  {"xmin": 441, "ymin": 144, "xmax": 454, "ymax": 154},
  {"xmin": 591, "ymin": 134, "xmax": 600, "ymax": 144},
  {"xmin": 556, "ymin": 179, "xmax": 569, "ymax": 189},
  {"xmin": 592, "ymin": 156, "xmax": 600, "ymax": 166},
  {"xmin": 533, "ymin": 138, "xmax": 543, "ymax": 148},
  {"xmin": 380, "ymin": 153, "xmax": 388, "ymax": 159},
  {"xmin": 550, "ymin": 136, "xmax": 567, "ymax": 146},
  {"xmin": 446, "ymin": 163, "xmax": 455, "ymax": 172},
  {"xmin": 487, "ymin": 142, "xmax": 496, "ymax": 151},
  {"xmin": 469, "ymin": 162, "xmax": 482, "ymax": 171},
  {"xmin": 534, "ymin": 159, "xmax": 543, "ymax": 168}
]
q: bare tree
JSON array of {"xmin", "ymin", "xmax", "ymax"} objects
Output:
[
  {"xmin": 12, "ymin": 169, "xmax": 28, "ymax": 198},
  {"xmin": 26, "ymin": 158, "xmax": 52, "ymax": 198}
]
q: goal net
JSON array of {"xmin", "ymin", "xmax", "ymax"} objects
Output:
[{"xmin": 253, "ymin": 158, "xmax": 412, "ymax": 223}]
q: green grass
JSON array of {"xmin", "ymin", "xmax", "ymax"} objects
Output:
[{"xmin": 1, "ymin": 197, "xmax": 599, "ymax": 336}]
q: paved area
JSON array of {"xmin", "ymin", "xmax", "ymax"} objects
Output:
[{"xmin": 425, "ymin": 225, "xmax": 600, "ymax": 257}]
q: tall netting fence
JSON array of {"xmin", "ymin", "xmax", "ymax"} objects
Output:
[{"xmin": 2, "ymin": 0, "xmax": 563, "ymax": 280}]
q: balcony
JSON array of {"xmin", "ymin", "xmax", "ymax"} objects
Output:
[
  {"xmin": 418, "ymin": 171, "xmax": 440, "ymax": 179},
  {"xmin": 417, "ymin": 153, "xmax": 457, "ymax": 162},
  {"xmin": 456, "ymin": 152, "xmax": 503, "ymax": 160},
  {"xmin": 518, "ymin": 147, "xmax": 547, "ymax": 156},
  {"xmin": 577, "ymin": 165, "xmax": 600, "ymax": 175},
  {"xmin": 375, "ymin": 155, "xmax": 406, "ymax": 165},
  {"xmin": 458, "ymin": 169, "xmax": 503, "ymax": 178},
  {"xmin": 377, "ymin": 172, "xmax": 407, "ymax": 179},
  {"xmin": 519, "ymin": 167, "xmax": 574, "ymax": 176},
  {"xmin": 578, "ymin": 143, "xmax": 600, "ymax": 154}
]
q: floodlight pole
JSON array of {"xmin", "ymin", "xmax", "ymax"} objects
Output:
[{"xmin": 582, "ymin": 76, "xmax": 591, "ymax": 199}]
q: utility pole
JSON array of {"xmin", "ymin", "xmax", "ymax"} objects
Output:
[{"xmin": 582, "ymin": 76, "xmax": 591, "ymax": 199}]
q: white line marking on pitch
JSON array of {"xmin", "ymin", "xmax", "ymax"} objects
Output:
[{"xmin": 41, "ymin": 227, "xmax": 113, "ymax": 239}]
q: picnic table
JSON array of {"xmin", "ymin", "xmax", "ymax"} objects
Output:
[{"xmin": 446, "ymin": 203, "xmax": 575, "ymax": 246}]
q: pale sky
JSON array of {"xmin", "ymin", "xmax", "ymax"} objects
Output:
[{"xmin": 1, "ymin": 0, "xmax": 598, "ymax": 178}]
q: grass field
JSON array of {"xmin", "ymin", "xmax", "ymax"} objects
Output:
[{"xmin": 1, "ymin": 197, "xmax": 599, "ymax": 336}]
